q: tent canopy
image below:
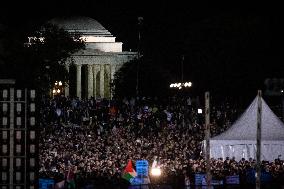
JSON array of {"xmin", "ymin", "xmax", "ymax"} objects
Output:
[
  {"xmin": 212, "ymin": 96, "xmax": 284, "ymax": 141},
  {"xmin": 206, "ymin": 96, "xmax": 284, "ymax": 161}
]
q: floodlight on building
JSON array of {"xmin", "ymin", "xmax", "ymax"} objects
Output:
[
  {"xmin": 281, "ymin": 90, "xmax": 283, "ymax": 93},
  {"xmin": 55, "ymin": 81, "xmax": 58, "ymax": 86},
  {"xmin": 52, "ymin": 89, "xmax": 56, "ymax": 94},
  {"xmin": 57, "ymin": 89, "xmax": 60, "ymax": 93},
  {"xmin": 59, "ymin": 81, "xmax": 62, "ymax": 86},
  {"xmin": 151, "ymin": 167, "xmax": 161, "ymax": 176}
]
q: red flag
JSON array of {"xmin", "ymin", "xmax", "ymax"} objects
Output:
[{"xmin": 122, "ymin": 160, "xmax": 137, "ymax": 182}]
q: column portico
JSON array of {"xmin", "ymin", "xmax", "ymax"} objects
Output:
[
  {"xmin": 65, "ymin": 65, "xmax": 70, "ymax": 97},
  {"xmin": 100, "ymin": 64, "xmax": 105, "ymax": 98},
  {"xmin": 110, "ymin": 64, "xmax": 116, "ymax": 81},
  {"xmin": 110, "ymin": 64, "xmax": 116, "ymax": 99},
  {"xmin": 76, "ymin": 64, "xmax": 82, "ymax": 98},
  {"xmin": 93, "ymin": 64, "xmax": 99, "ymax": 98},
  {"xmin": 50, "ymin": 17, "xmax": 137, "ymax": 99},
  {"xmin": 87, "ymin": 64, "xmax": 94, "ymax": 98}
]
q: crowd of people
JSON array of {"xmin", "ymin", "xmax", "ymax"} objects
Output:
[{"xmin": 39, "ymin": 95, "xmax": 284, "ymax": 188}]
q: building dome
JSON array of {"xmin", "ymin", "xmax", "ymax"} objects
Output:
[{"xmin": 48, "ymin": 16, "xmax": 112, "ymax": 36}]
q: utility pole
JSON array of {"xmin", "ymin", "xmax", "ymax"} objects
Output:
[
  {"xmin": 256, "ymin": 90, "xmax": 262, "ymax": 189},
  {"xmin": 181, "ymin": 55, "xmax": 184, "ymax": 83},
  {"xmin": 181, "ymin": 55, "xmax": 185, "ymax": 128},
  {"xmin": 205, "ymin": 91, "xmax": 211, "ymax": 188},
  {"xmin": 281, "ymin": 90, "xmax": 284, "ymax": 122},
  {"xmin": 136, "ymin": 16, "xmax": 143, "ymax": 97}
]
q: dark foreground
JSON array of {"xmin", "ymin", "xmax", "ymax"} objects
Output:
[
  {"xmin": 77, "ymin": 183, "xmax": 284, "ymax": 189},
  {"xmin": 127, "ymin": 184, "xmax": 284, "ymax": 189}
]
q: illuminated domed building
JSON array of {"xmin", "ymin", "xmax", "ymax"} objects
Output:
[{"xmin": 48, "ymin": 16, "xmax": 137, "ymax": 99}]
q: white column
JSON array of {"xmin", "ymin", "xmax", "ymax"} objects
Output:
[
  {"xmin": 100, "ymin": 64, "xmax": 105, "ymax": 98},
  {"xmin": 87, "ymin": 64, "xmax": 94, "ymax": 98},
  {"xmin": 110, "ymin": 64, "xmax": 116, "ymax": 99},
  {"xmin": 76, "ymin": 64, "xmax": 82, "ymax": 99},
  {"xmin": 65, "ymin": 65, "xmax": 69, "ymax": 97},
  {"xmin": 105, "ymin": 64, "xmax": 111, "ymax": 99},
  {"xmin": 110, "ymin": 64, "xmax": 116, "ymax": 81},
  {"xmin": 93, "ymin": 65, "xmax": 99, "ymax": 98}
]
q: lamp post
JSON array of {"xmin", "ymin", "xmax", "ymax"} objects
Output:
[
  {"xmin": 136, "ymin": 16, "xmax": 143, "ymax": 97},
  {"xmin": 281, "ymin": 89, "xmax": 284, "ymax": 122},
  {"xmin": 169, "ymin": 55, "xmax": 192, "ymax": 89},
  {"xmin": 45, "ymin": 65, "xmax": 51, "ymax": 97},
  {"xmin": 169, "ymin": 81, "xmax": 192, "ymax": 90},
  {"xmin": 169, "ymin": 55, "xmax": 192, "ymax": 128},
  {"xmin": 169, "ymin": 82, "xmax": 192, "ymax": 127}
]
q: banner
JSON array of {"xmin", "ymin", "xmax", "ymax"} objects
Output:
[
  {"xmin": 39, "ymin": 178, "xmax": 54, "ymax": 189},
  {"xmin": 246, "ymin": 169, "xmax": 273, "ymax": 184},
  {"xmin": 202, "ymin": 177, "xmax": 223, "ymax": 186},
  {"xmin": 195, "ymin": 174, "xmax": 206, "ymax": 185},
  {"xmin": 136, "ymin": 160, "xmax": 149, "ymax": 176},
  {"xmin": 130, "ymin": 177, "xmax": 145, "ymax": 185},
  {"xmin": 226, "ymin": 175, "xmax": 240, "ymax": 185},
  {"xmin": 195, "ymin": 174, "xmax": 223, "ymax": 186}
]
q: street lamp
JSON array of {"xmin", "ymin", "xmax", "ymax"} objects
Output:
[
  {"xmin": 45, "ymin": 65, "xmax": 51, "ymax": 97},
  {"xmin": 169, "ymin": 56, "xmax": 192, "ymax": 128},
  {"xmin": 170, "ymin": 82, "xmax": 192, "ymax": 89},
  {"xmin": 52, "ymin": 80, "xmax": 63, "ymax": 96},
  {"xmin": 281, "ymin": 89, "xmax": 284, "ymax": 121},
  {"xmin": 169, "ymin": 55, "xmax": 192, "ymax": 90},
  {"xmin": 136, "ymin": 16, "xmax": 143, "ymax": 97}
]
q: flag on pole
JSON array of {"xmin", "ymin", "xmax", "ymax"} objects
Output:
[
  {"xmin": 122, "ymin": 160, "xmax": 137, "ymax": 182},
  {"xmin": 152, "ymin": 156, "xmax": 160, "ymax": 168},
  {"xmin": 152, "ymin": 159, "xmax": 157, "ymax": 168}
]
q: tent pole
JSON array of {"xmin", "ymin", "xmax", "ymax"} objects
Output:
[
  {"xmin": 282, "ymin": 95, "xmax": 284, "ymax": 122},
  {"xmin": 205, "ymin": 91, "xmax": 211, "ymax": 188},
  {"xmin": 256, "ymin": 90, "xmax": 262, "ymax": 189}
]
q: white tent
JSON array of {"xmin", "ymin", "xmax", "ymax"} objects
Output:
[{"xmin": 205, "ymin": 96, "xmax": 284, "ymax": 161}]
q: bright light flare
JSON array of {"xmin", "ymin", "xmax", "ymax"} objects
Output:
[
  {"xmin": 151, "ymin": 167, "xmax": 161, "ymax": 176},
  {"xmin": 170, "ymin": 81, "xmax": 192, "ymax": 89},
  {"xmin": 184, "ymin": 82, "xmax": 192, "ymax": 87},
  {"xmin": 198, "ymin": 109, "xmax": 202, "ymax": 114}
]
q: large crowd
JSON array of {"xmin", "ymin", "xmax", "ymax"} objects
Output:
[{"xmin": 39, "ymin": 95, "xmax": 284, "ymax": 188}]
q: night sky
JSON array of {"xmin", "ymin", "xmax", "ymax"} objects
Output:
[{"xmin": 0, "ymin": 2, "xmax": 281, "ymax": 103}]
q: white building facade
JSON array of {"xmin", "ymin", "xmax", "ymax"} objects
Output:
[{"xmin": 49, "ymin": 16, "xmax": 137, "ymax": 99}]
